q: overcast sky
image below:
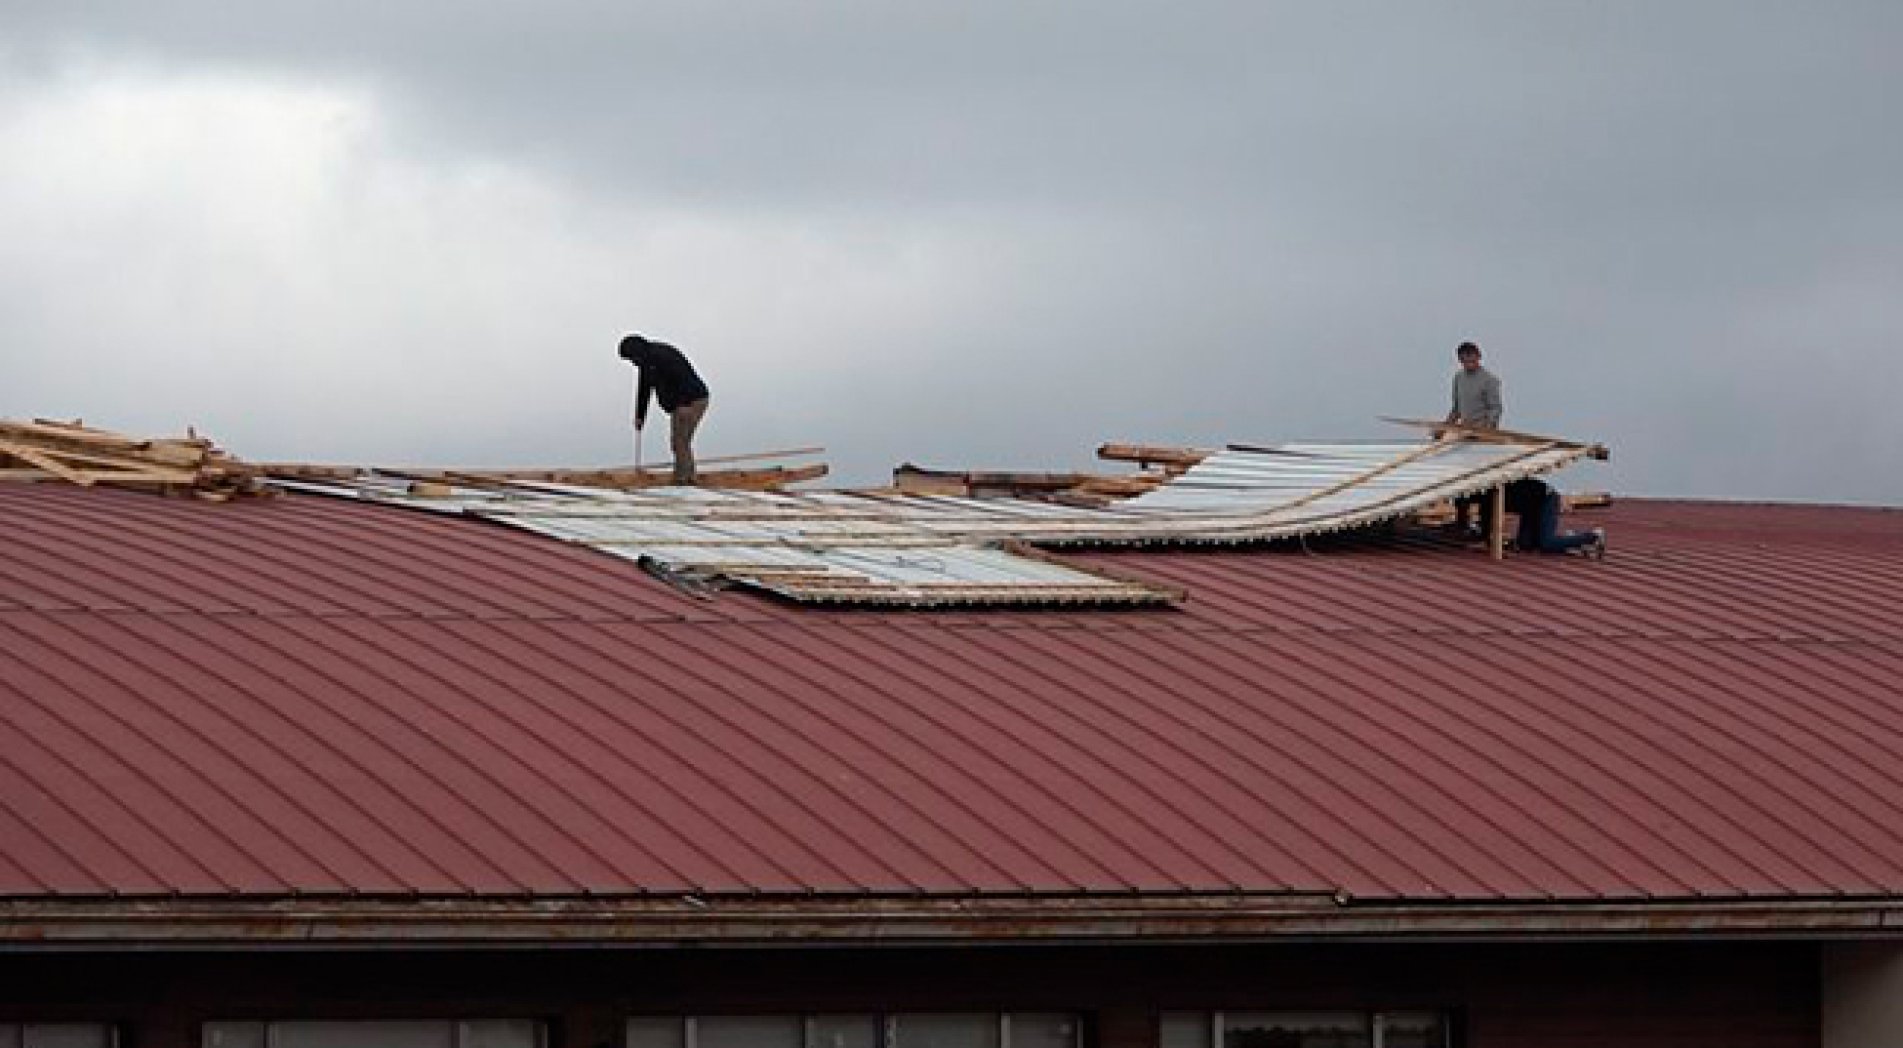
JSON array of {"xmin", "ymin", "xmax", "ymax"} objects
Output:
[{"xmin": 3, "ymin": 2, "xmax": 1899, "ymax": 502}]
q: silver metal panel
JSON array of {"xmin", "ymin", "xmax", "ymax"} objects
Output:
[{"xmin": 263, "ymin": 437, "xmax": 1594, "ymax": 604}]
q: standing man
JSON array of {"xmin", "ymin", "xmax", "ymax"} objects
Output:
[
  {"xmin": 618, "ymin": 333, "xmax": 710, "ymax": 486},
  {"xmin": 1443, "ymin": 340, "xmax": 1503, "ymax": 536},
  {"xmin": 1444, "ymin": 340, "xmax": 1503, "ymax": 432}
]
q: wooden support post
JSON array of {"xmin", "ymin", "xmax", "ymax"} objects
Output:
[{"xmin": 1489, "ymin": 485, "xmax": 1506, "ymax": 561}]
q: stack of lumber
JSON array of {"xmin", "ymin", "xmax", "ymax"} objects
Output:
[
  {"xmin": 890, "ymin": 443, "xmax": 1207, "ymax": 506},
  {"xmin": 0, "ymin": 418, "xmax": 263, "ymax": 501}
]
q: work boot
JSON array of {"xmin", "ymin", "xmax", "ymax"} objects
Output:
[{"xmin": 1585, "ymin": 528, "xmax": 1608, "ymax": 560}]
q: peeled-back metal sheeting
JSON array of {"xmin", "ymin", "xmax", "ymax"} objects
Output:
[{"xmin": 265, "ymin": 436, "xmax": 1595, "ymax": 605}]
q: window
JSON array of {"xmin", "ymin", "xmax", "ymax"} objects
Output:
[
  {"xmin": 203, "ymin": 1021, "xmax": 543, "ymax": 1048},
  {"xmin": 627, "ymin": 1014, "xmax": 1077, "ymax": 1048},
  {"xmin": 1160, "ymin": 1012, "xmax": 1450, "ymax": 1048},
  {"xmin": 0, "ymin": 1027, "xmax": 115, "ymax": 1048}
]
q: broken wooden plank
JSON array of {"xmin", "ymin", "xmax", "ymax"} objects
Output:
[
  {"xmin": 1379, "ymin": 416, "xmax": 1611, "ymax": 460},
  {"xmin": 0, "ymin": 440, "xmax": 96, "ymax": 486},
  {"xmin": 1096, "ymin": 443, "xmax": 1210, "ymax": 469}
]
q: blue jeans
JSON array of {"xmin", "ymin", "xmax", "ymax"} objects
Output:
[{"xmin": 1517, "ymin": 490, "xmax": 1595, "ymax": 554}]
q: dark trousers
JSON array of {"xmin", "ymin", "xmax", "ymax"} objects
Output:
[{"xmin": 1517, "ymin": 490, "xmax": 1595, "ymax": 554}]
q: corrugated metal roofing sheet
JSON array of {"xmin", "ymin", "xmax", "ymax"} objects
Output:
[
  {"xmin": 1, "ymin": 485, "xmax": 1900, "ymax": 901},
  {"xmin": 263, "ymin": 437, "xmax": 1591, "ymax": 608}
]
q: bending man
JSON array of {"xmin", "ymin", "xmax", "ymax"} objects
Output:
[{"xmin": 618, "ymin": 333, "xmax": 711, "ymax": 486}]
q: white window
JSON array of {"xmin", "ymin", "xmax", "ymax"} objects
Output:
[
  {"xmin": 0, "ymin": 1026, "xmax": 116, "ymax": 1048},
  {"xmin": 698, "ymin": 1018, "xmax": 803, "ymax": 1048},
  {"xmin": 203, "ymin": 1021, "xmax": 543, "ymax": 1048},
  {"xmin": 629, "ymin": 1014, "xmax": 1076, "ymax": 1048},
  {"xmin": 1161, "ymin": 1012, "xmax": 1449, "ymax": 1048},
  {"xmin": 805, "ymin": 1017, "xmax": 878, "ymax": 1048}
]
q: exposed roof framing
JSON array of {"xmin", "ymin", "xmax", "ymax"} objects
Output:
[{"xmin": 269, "ymin": 427, "xmax": 1604, "ymax": 608}]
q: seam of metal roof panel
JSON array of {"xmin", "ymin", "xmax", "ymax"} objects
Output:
[
  {"xmin": 1552, "ymin": 633, "xmax": 1903, "ymax": 890},
  {"xmin": 293, "ymin": 615, "xmax": 699, "ymax": 892},
  {"xmin": 1092, "ymin": 629, "xmax": 1458, "ymax": 895},
  {"xmin": 258, "ymin": 496, "xmax": 772, "ymax": 626},
  {"xmin": 249, "ymin": 499, "xmax": 663, "ymax": 621},
  {"xmin": 0, "ymin": 671, "xmax": 138, "ymax": 892},
  {"xmin": 1582, "ymin": 545, "xmax": 1863, "ymax": 643},
  {"xmin": 13, "ymin": 489, "xmax": 390, "ymax": 613},
  {"xmin": 0, "ymin": 686, "xmax": 207, "ymax": 893},
  {"xmin": 1307, "ymin": 633, "xmax": 1658, "ymax": 895},
  {"xmin": 1, "ymin": 505, "xmax": 223, "ymax": 614},
  {"xmin": 0, "ymin": 748, "xmax": 107, "ymax": 892},
  {"xmin": 0, "ymin": 613, "xmax": 349, "ymax": 892},
  {"xmin": 1591, "ymin": 637, "xmax": 1903, "ymax": 888},
  {"xmin": 862, "ymin": 623, "xmax": 1265, "ymax": 889},
  {"xmin": 1464, "ymin": 635, "xmax": 1823, "ymax": 893},
  {"xmin": 1783, "ymin": 640, "xmax": 1903, "ymax": 736},
  {"xmin": 0, "ymin": 549, "xmax": 136, "ymax": 614},
  {"xmin": 211, "ymin": 613, "xmax": 601, "ymax": 892},
  {"xmin": 1189, "ymin": 628, "xmax": 1599, "ymax": 896},
  {"xmin": 1199, "ymin": 630, "xmax": 1595, "ymax": 897},
  {"xmin": 3, "ymin": 492, "xmax": 375, "ymax": 616},
  {"xmin": 662, "ymin": 623, "xmax": 1172, "ymax": 893},
  {"xmin": 544, "ymin": 624, "xmax": 920, "ymax": 891},
  {"xmin": 0, "ymin": 511, "xmax": 154, "ymax": 611},
  {"xmin": 1368, "ymin": 630, "xmax": 1733, "ymax": 894},
  {"xmin": 1639, "ymin": 637, "xmax": 1903, "ymax": 871},
  {"xmin": 651, "ymin": 623, "xmax": 1056, "ymax": 890},
  {"xmin": 0, "ymin": 619, "xmax": 251, "ymax": 892},
  {"xmin": 1062, "ymin": 615, "xmax": 1485, "ymax": 890},
  {"xmin": 454, "ymin": 615, "xmax": 955, "ymax": 891},
  {"xmin": 48, "ymin": 612, "xmax": 433, "ymax": 891},
  {"xmin": 476, "ymin": 619, "xmax": 874, "ymax": 891},
  {"xmin": 15, "ymin": 487, "xmax": 625, "ymax": 622},
  {"xmin": 981, "ymin": 625, "xmax": 1419, "ymax": 888},
  {"xmin": 1614, "ymin": 542, "xmax": 1903, "ymax": 642},
  {"xmin": 767, "ymin": 622, "xmax": 1174, "ymax": 888},
  {"xmin": 703, "ymin": 623, "xmax": 1104, "ymax": 889},
  {"xmin": 965, "ymin": 626, "xmax": 1395, "ymax": 889},
  {"xmin": 390, "ymin": 618, "xmax": 772, "ymax": 888},
  {"xmin": 150, "ymin": 613, "xmax": 514, "ymax": 892},
  {"xmin": 1511, "ymin": 636, "xmax": 1849, "ymax": 892},
  {"xmin": 910, "ymin": 626, "xmax": 1284, "ymax": 889},
  {"xmin": 409, "ymin": 618, "xmax": 787, "ymax": 890},
  {"xmin": 186, "ymin": 502, "xmax": 545, "ymax": 619},
  {"xmin": 0, "ymin": 798, "xmax": 60, "ymax": 890}
]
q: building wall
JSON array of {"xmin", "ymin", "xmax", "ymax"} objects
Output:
[
  {"xmin": 1822, "ymin": 942, "xmax": 1903, "ymax": 1048},
  {"xmin": 0, "ymin": 941, "xmax": 1818, "ymax": 1048}
]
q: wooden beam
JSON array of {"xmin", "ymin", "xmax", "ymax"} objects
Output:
[
  {"xmin": 1096, "ymin": 443, "xmax": 1210, "ymax": 469},
  {"xmin": 0, "ymin": 440, "xmax": 95, "ymax": 486},
  {"xmin": 1489, "ymin": 485, "xmax": 1506, "ymax": 561},
  {"xmin": 1379, "ymin": 416, "xmax": 1611, "ymax": 460}
]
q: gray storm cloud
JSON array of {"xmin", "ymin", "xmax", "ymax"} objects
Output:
[{"xmin": 2, "ymin": 1, "xmax": 1899, "ymax": 501}]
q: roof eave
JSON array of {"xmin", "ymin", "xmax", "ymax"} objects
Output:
[{"xmin": 6, "ymin": 894, "xmax": 1902, "ymax": 948}]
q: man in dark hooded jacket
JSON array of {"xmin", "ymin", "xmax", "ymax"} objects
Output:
[
  {"xmin": 618, "ymin": 333, "xmax": 710, "ymax": 485},
  {"xmin": 1504, "ymin": 477, "xmax": 1606, "ymax": 558}
]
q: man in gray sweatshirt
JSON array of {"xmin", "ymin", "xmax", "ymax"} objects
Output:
[
  {"xmin": 1445, "ymin": 341, "xmax": 1503, "ymax": 430},
  {"xmin": 1443, "ymin": 341, "xmax": 1503, "ymax": 535}
]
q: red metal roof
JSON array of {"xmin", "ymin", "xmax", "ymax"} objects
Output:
[{"xmin": 2, "ymin": 485, "xmax": 1900, "ymax": 900}]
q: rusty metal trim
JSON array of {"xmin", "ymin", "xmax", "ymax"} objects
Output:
[{"xmin": 4, "ymin": 894, "xmax": 1902, "ymax": 947}]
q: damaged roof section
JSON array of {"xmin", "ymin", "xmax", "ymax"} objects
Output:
[
  {"xmin": 270, "ymin": 476, "xmax": 1186, "ymax": 607},
  {"xmin": 270, "ymin": 425, "xmax": 1604, "ymax": 609}
]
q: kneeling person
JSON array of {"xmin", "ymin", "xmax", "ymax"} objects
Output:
[{"xmin": 1504, "ymin": 477, "xmax": 1606, "ymax": 558}]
